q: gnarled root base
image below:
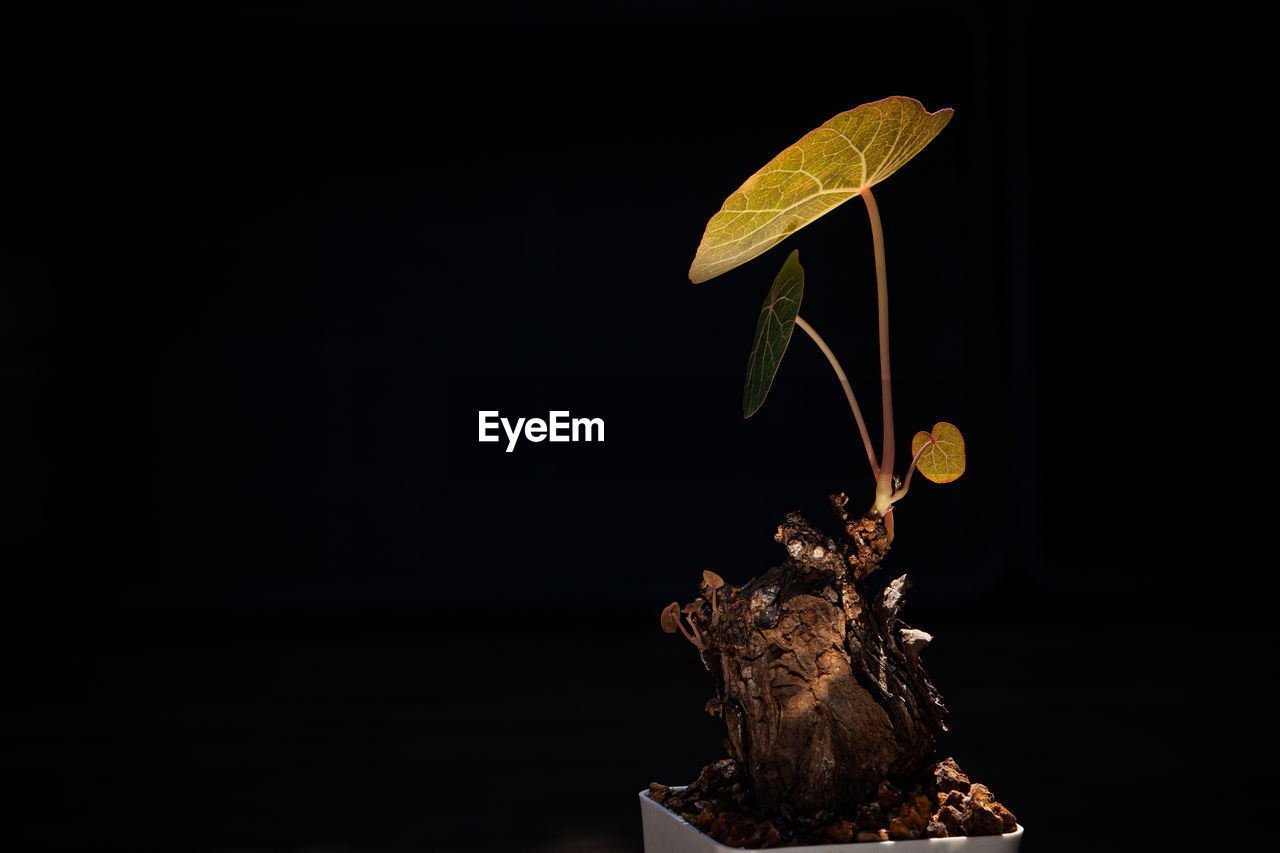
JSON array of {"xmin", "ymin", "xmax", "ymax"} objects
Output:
[{"xmin": 686, "ymin": 493, "xmax": 948, "ymax": 814}]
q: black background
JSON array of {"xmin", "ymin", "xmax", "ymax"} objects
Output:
[{"xmin": 6, "ymin": 2, "xmax": 1276, "ymax": 851}]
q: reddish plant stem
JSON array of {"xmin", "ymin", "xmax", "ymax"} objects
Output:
[
  {"xmin": 863, "ymin": 187, "xmax": 896, "ymax": 516},
  {"xmin": 890, "ymin": 440, "xmax": 932, "ymax": 504},
  {"xmin": 794, "ymin": 314, "xmax": 879, "ymax": 481}
]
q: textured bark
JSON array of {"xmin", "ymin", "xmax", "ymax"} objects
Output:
[{"xmin": 687, "ymin": 493, "xmax": 948, "ymax": 814}]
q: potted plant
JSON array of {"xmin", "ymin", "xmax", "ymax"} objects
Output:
[{"xmin": 641, "ymin": 97, "xmax": 1022, "ymax": 850}]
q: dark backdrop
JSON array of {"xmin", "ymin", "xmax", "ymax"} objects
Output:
[{"xmin": 6, "ymin": 2, "xmax": 1274, "ymax": 851}]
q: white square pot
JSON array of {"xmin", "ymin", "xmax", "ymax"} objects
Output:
[{"xmin": 639, "ymin": 789, "xmax": 1023, "ymax": 852}]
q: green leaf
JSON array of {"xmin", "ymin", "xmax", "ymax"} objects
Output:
[
  {"xmin": 910, "ymin": 422, "xmax": 966, "ymax": 484},
  {"xmin": 743, "ymin": 250, "xmax": 804, "ymax": 418},
  {"xmin": 690, "ymin": 96, "xmax": 952, "ymax": 284}
]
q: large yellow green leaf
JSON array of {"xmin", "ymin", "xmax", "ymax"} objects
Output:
[
  {"xmin": 743, "ymin": 250, "xmax": 804, "ymax": 418},
  {"xmin": 689, "ymin": 96, "xmax": 953, "ymax": 284},
  {"xmin": 910, "ymin": 422, "xmax": 966, "ymax": 484}
]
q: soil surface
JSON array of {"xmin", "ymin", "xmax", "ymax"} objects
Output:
[{"xmin": 649, "ymin": 756, "xmax": 1016, "ymax": 848}]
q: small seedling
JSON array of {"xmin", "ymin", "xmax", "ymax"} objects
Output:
[
  {"xmin": 691, "ymin": 96, "xmax": 966, "ymax": 537},
  {"xmin": 701, "ymin": 570, "xmax": 724, "ymax": 626},
  {"xmin": 661, "ymin": 600, "xmax": 708, "ymax": 650}
]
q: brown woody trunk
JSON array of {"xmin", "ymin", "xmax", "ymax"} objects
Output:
[{"xmin": 693, "ymin": 493, "xmax": 947, "ymax": 814}]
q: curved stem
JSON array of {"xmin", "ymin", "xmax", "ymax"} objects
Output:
[
  {"xmin": 863, "ymin": 187, "xmax": 896, "ymax": 516},
  {"xmin": 794, "ymin": 314, "xmax": 879, "ymax": 481},
  {"xmin": 889, "ymin": 440, "xmax": 932, "ymax": 504}
]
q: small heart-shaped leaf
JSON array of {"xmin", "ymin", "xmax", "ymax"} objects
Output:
[
  {"xmin": 910, "ymin": 422, "xmax": 966, "ymax": 484},
  {"xmin": 690, "ymin": 96, "xmax": 953, "ymax": 284},
  {"xmin": 743, "ymin": 250, "xmax": 804, "ymax": 418}
]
